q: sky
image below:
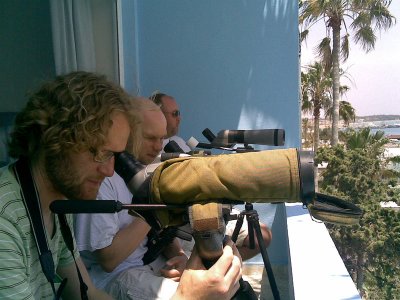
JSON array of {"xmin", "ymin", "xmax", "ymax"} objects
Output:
[{"xmin": 301, "ymin": 1, "xmax": 400, "ymax": 117}]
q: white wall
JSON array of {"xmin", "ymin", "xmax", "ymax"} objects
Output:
[{"xmin": 91, "ymin": 0, "xmax": 120, "ymax": 83}]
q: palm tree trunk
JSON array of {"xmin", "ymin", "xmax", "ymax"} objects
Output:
[
  {"xmin": 313, "ymin": 114, "xmax": 320, "ymax": 191},
  {"xmin": 331, "ymin": 24, "xmax": 341, "ymax": 146},
  {"xmin": 356, "ymin": 252, "xmax": 365, "ymax": 297}
]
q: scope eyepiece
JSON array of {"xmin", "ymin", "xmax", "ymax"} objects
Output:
[
  {"xmin": 114, "ymin": 151, "xmax": 148, "ymax": 194},
  {"xmin": 164, "ymin": 140, "xmax": 185, "ymax": 153}
]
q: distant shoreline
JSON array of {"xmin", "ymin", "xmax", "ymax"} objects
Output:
[
  {"xmin": 349, "ymin": 118, "xmax": 400, "ymax": 131},
  {"xmin": 356, "ymin": 115, "xmax": 400, "ymax": 122}
]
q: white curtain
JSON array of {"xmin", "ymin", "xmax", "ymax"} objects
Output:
[{"xmin": 50, "ymin": 0, "xmax": 96, "ymax": 75}]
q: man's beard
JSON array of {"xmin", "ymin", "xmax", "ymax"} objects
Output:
[{"xmin": 46, "ymin": 155, "xmax": 89, "ymax": 200}]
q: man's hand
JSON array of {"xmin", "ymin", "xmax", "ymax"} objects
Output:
[
  {"xmin": 160, "ymin": 254, "xmax": 188, "ymax": 282},
  {"xmin": 172, "ymin": 239, "xmax": 242, "ymax": 300}
]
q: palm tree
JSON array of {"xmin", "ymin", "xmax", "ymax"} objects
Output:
[
  {"xmin": 300, "ymin": 0, "xmax": 396, "ymax": 146},
  {"xmin": 325, "ymin": 100, "xmax": 356, "ymax": 127},
  {"xmin": 344, "ymin": 127, "xmax": 387, "ymax": 155},
  {"xmin": 325, "ymin": 66, "xmax": 356, "ymax": 127},
  {"xmin": 301, "ymin": 118, "xmax": 314, "ymax": 149},
  {"xmin": 301, "ymin": 61, "xmax": 332, "ymax": 190},
  {"xmin": 338, "ymin": 100, "xmax": 355, "ymax": 126},
  {"xmin": 301, "ymin": 61, "xmax": 332, "ymax": 155},
  {"xmin": 302, "ymin": 62, "xmax": 355, "ymax": 148}
]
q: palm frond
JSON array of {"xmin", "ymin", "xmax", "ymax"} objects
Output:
[
  {"xmin": 370, "ymin": 2, "xmax": 396, "ymax": 31},
  {"xmin": 354, "ymin": 26, "xmax": 376, "ymax": 52},
  {"xmin": 341, "ymin": 33, "xmax": 350, "ymax": 61},
  {"xmin": 316, "ymin": 37, "xmax": 332, "ymax": 70},
  {"xmin": 300, "ymin": 29, "xmax": 310, "ymax": 43}
]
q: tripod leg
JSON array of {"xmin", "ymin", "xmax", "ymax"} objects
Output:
[
  {"xmin": 232, "ymin": 278, "xmax": 258, "ymax": 300},
  {"xmin": 228, "ymin": 212, "xmax": 258, "ymax": 300},
  {"xmin": 249, "ymin": 214, "xmax": 281, "ymax": 300},
  {"xmin": 246, "ymin": 214, "xmax": 255, "ymax": 249},
  {"xmin": 231, "ymin": 213, "xmax": 244, "ymax": 243}
]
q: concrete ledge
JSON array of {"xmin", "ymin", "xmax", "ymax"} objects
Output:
[{"xmin": 286, "ymin": 203, "xmax": 361, "ymax": 300}]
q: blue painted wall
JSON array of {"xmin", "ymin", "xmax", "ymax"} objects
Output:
[
  {"xmin": 121, "ymin": 0, "xmax": 300, "ymax": 148},
  {"xmin": 120, "ymin": 0, "xmax": 300, "ymax": 264}
]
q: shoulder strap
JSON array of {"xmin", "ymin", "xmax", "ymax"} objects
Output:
[
  {"xmin": 58, "ymin": 213, "xmax": 88, "ymax": 300},
  {"xmin": 13, "ymin": 158, "xmax": 59, "ymax": 296},
  {"xmin": 13, "ymin": 158, "xmax": 87, "ymax": 299}
]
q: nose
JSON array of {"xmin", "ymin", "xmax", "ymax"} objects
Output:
[
  {"xmin": 97, "ymin": 156, "xmax": 115, "ymax": 177},
  {"xmin": 154, "ymin": 140, "xmax": 163, "ymax": 152}
]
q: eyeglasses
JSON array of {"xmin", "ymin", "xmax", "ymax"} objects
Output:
[
  {"xmin": 90, "ymin": 148, "xmax": 118, "ymax": 163},
  {"xmin": 163, "ymin": 110, "xmax": 180, "ymax": 117}
]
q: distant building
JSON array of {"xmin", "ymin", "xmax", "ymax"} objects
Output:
[
  {"xmin": 387, "ymin": 134, "xmax": 400, "ymax": 140},
  {"xmin": 380, "ymin": 201, "xmax": 400, "ymax": 211}
]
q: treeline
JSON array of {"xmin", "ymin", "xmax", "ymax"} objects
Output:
[{"xmin": 316, "ymin": 128, "xmax": 400, "ymax": 299}]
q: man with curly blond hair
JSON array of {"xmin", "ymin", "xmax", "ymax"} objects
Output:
[{"xmin": 0, "ymin": 72, "xmax": 242, "ymax": 300}]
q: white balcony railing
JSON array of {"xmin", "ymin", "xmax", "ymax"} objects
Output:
[{"xmin": 241, "ymin": 203, "xmax": 361, "ymax": 299}]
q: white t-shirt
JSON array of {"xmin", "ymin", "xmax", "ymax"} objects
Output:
[
  {"xmin": 163, "ymin": 135, "xmax": 191, "ymax": 153},
  {"xmin": 74, "ymin": 173, "xmax": 148, "ymax": 289}
]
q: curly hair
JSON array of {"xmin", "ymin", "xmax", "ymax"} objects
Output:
[{"xmin": 8, "ymin": 71, "xmax": 132, "ymax": 161}]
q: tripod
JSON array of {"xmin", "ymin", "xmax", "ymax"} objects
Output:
[{"xmin": 231, "ymin": 202, "xmax": 281, "ymax": 300}]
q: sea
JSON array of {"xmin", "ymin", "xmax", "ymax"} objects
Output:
[
  {"xmin": 370, "ymin": 127, "xmax": 400, "ymax": 136},
  {"xmin": 350, "ymin": 119, "xmax": 400, "ymax": 136}
]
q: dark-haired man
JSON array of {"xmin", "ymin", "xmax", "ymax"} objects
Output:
[
  {"xmin": 150, "ymin": 92, "xmax": 191, "ymax": 152},
  {"xmin": 151, "ymin": 92, "xmax": 272, "ymax": 260}
]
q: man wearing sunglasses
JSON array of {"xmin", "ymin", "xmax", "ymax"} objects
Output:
[
  {"xmin": 150, "ymin": 92, "xmax": 191, "ymax": 153},
  {"xmin": 150, "ymin": 92, "xmax": 272, "ymax": 261}
]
